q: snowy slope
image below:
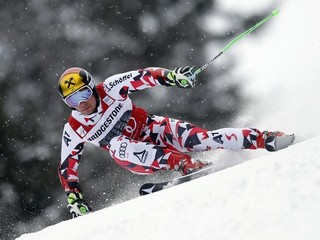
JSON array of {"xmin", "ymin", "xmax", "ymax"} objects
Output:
[
  {"xmin": 17, "ymin": 137, "xmax": 320, "ymax": 240},
  {"xmin": 17, "ymin": 0, "xmax": 320, "ymax": 239}
]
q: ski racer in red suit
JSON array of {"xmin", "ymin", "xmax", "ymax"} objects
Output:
[{"xmin": 58, "ymin": 66, "xmax": 290, "ymax": 217}]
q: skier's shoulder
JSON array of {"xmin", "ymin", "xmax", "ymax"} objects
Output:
[
  {"xmin": 103, "ymin": 70, "xmax": 142, "ymax": 86},
  {"xmin": 104, "ymin": 69, "xmax": 141, "ymax": 81},
  {"xmin": 95, "ymin": 82, "xmax": 107, "ymax": 96}
]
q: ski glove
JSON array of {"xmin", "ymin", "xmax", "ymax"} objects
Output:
[
  {"xmin": 167, "ymin": 66, "xmax": 196, "ymax": 88},
  {"xmin": 67, "ymin": 192, "xmax": 92, "ymax": 218}
]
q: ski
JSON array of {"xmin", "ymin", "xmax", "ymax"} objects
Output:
[{"xmin": 139, "ymin": 165, "xmax": 215, "ymax": 195}]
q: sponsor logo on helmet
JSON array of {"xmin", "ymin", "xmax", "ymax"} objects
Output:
[
  {"xmin": 65, "ymin": 77, "xmax": 76, "ymax": 88},
  {"xmin": 87, "ymin": 103, "xmax": 123, "ymax": 141},
  {"xmin": 60, "ymin": 73, "xmax": 86, "ymax": 97},
  {"xmin": 105, "ymin": 73, "xmax": 133, "ymax": 91}
]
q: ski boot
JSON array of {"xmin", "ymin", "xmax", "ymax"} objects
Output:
[
  {"xmin": 167, "ymin": 152, "xmax": 209, "ymax": 175},
  {"xmin": 257, "ymin": 131, "xmax": 295, "ymax": 152}
]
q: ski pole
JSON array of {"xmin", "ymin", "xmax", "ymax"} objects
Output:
[{"xmin": 195, "ymin": 9, "xmax": 280, "ymax": 75}]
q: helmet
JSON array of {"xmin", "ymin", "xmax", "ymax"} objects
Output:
[
  {"xmin": 58, "ymin": 67, "xmax": 94, "ymax": 98},
  {"xmin": 58, "ymin": 67, "xmax": 95, "ymax": 107}
]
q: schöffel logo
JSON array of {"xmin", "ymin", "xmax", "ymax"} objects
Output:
[
  {"xmin": 118, "ymin": 142, "xmax": 128, "ymax": 158},
  {"xmin": 87, "ymin": 103, "xmax": 123, "ymax": 141},
  {"xmin": 105, "ymin": 73, "xmax": 132, "ymax": 91}
]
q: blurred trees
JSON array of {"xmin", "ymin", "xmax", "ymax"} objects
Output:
[{"xmin": 0, "ymin": 0, "xmax": 270, "ymax": 239}]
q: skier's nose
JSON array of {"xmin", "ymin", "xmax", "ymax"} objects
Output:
[{"xmin": 79, "ymin": 100, "xmax": 89, "ymax": 107}]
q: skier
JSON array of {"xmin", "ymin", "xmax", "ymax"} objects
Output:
[{"xmin": 58, "ymin": 66, "xmax": 292, "ymax": 218}]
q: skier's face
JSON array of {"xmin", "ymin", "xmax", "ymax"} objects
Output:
[{"xmin": 75, "ymin": 95, "xmax": 97, "ymax": 115}]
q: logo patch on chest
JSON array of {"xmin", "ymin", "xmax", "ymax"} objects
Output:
[
  {"xmin": 103, "ymin": 95, "xmax": 115, "ymax": 106},
  {"xmin": 76, "ymin": 126, "xmax": 87, "ymax": 138}
]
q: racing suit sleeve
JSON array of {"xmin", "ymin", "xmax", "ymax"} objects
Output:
[
  {"xmin": 103, "ymin": 67, "xmax": 174, "ymax": 99},
  {"xmin": 58, "ymin": 123, "xmax": 85, "ymax": 193},
  {"xmin": 144, "ymin": 67, "xmax": 174, "ymax": 86}
]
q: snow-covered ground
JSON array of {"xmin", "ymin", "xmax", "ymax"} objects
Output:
[
  {"xmin": 17, "ymin": 0, "xmax": 320, "ymax": 239},
  {"xmin": 17, "ymin": 137, "xmax": 320, "ymax": 240}
]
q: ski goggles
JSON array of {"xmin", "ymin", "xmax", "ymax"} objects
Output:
[{"xmin": 64, "ymin": 86, "xmax": 93, "ymax": 108}]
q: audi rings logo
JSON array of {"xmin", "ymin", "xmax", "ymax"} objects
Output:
[{"xmin": 119, "ymin": 142, "xmax": 128, "ymax": 158}]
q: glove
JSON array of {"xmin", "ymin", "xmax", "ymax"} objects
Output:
[
  {"xmin": 67, "ymin": 192, "xmax": 92, "ymax": 218},
  {"xmin": 167, "ymin": 66, "xmax": 196, "ymax": 88}
]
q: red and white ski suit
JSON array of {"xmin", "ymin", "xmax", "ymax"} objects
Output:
[{"xmin": 58, "ymin": 68, "xmax": 261, "ymax": 192}]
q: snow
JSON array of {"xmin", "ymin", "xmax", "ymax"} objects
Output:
[
  {"xmin": 17, "ymin": 137, "xmax": 320, "ymax": 240},
  {"xmin": 17, "ymin": 0, "xmax": 320, "ymax": 239}
]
